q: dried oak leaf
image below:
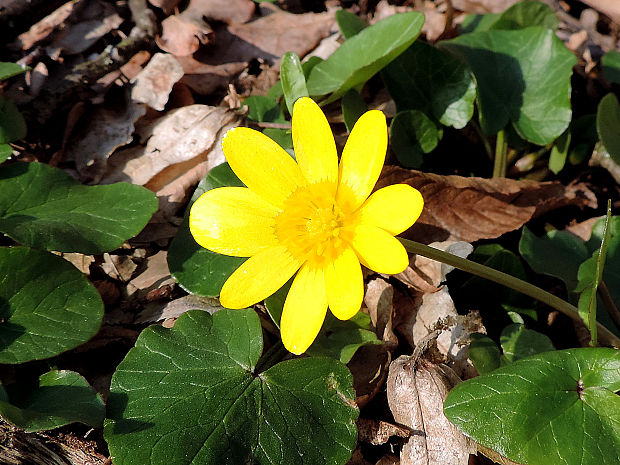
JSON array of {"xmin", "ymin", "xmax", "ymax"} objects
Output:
[
  {"xmin": 387, "ymin": 356, "xmax": 476, "ymax": 465},
  {"xmin": 378, "ymin": 166, "xmax": 597, "ymax": 243}
]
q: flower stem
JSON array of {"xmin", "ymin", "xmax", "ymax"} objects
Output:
[
  {"xmin": 493, "ymin": 128, "xmax": 508, "ymax": 178},
  {"xmin": 398, "ymin": 237, "xmax": 620, "ymax": 348}
]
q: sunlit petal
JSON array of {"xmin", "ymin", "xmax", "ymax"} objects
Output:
[
  {"xmin": 280, "ymin": 263, "xmax": 328, "ymax": 354},
  {"xmin": 336, "ymin": 110, "xmax": 387, "ymax": 212},
  {"xmin": 189, "ymin": 187, "xmax": 280, "ymax": 257},
  {"xmin": 351, "ymin": 224, "xmax": 409, "ymax": 274},
  {"xmin": 220, "ymin": 246, "xmax": 301, "ymax": 309},
  {"xmin": 355, "ymin": 184, "xmax": 424, "ymax": 235},
  {"xmin": 325, "ymin": 248, "xmax": 363, "ymax": 320},
  {"xmin": 223, "ymin": 127, "xmax": 306, "ymax": 208},
  {"xmin": 292, "ymin": 97, "xmax": 338, "ymax": 185}
]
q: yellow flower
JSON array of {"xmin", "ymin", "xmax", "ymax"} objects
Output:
[{"xmin": 189, "ymin": 97, "xmax": 423, "ymax": 354}]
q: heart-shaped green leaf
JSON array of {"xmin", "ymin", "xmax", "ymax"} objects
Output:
[
  {"xmin": 444, "ymin": 348, "xmax": 620, "ymax": 465},
  {"xmin": 0, "ymin": 96, "xmax": 26, "ymax": 144},
  {"xmin": 383, "ymin": 41, "xmax": 475, "ymax": 129},
  {"xmin": 389, "ymin": 110, "xmax": 442, "ymax": 168},
  {"xmin": 519, "ymin": 227, "xmax": 590, "ymax": 292},
  {"xmin": 597, "ymin": 93, "xmax": 620, "ymax": 165},
  {"xmin": 440, "ymin": 27, "xmax": 576, "ymax": 145},
  {"xmin": 168, "ymin": 163, "xmax": 246, "ymax": 297},
  {"xmin": 499, "ymin": 323, "xmax": 554, "ymax": 362},
  {"xmin": 0, "ymin": 144, "xmax": 11, "ymax": 164},
  {"xmin": 0, "ymin": 162, "xmax": 158, "ymax": 253},
  {"xmin": 0, "ymin": 370, "xmax": 104, "ymax": 432},
  {"xmin": 105, "ymin": 309, "xmax": 358, "ymax": 465},
  {"xmin": 306, "ymin": 12, "xmax": 424, "ymax": 102},
  {"xmin": 335, "ymin": 10, "xmax": 367, "ymax": 39},
  {"xmin": 489, "ymin": 0, "xmax": 559, "ymax": 31},
  {"xmin": 0, "ymin": 246, "xmax": 103, "ymax": 363}
]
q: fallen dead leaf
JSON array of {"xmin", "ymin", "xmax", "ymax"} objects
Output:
[
  {"xmin": 61, "ymin": 252, "xmax": 94, "ymax": 275},
  {"xmin": 157, "ymin": 10, "xmax": 213, "ymax": 56},
  {"xmin": 378, "ymin": 166, "xmax": 597, "ymax": 243},
  {"xmin": 565, "ymin": 216, "xmax": 603, "ymax": 242},
  {"xmin": 64, "ymin": 97, "xmax": 146, "ymax": 183},
  {"xmin": 451, "ymin": 0, "xmax": 519, "ymax": 13},
  {"xmin": 375, "ymin": 454, "xmax": 400, "ymax": 465},
  {"xmin": 349, "ymin": 344, "xmax": 391, "ymax": 408},
  {"xmin": 102, "ymin": 253, "xmax": 138, "ymax": 282},
  {"xmin": 136, "ymin": 295, "xmax": 222, "ymax": 323},
  {"xmin": 387, "ymin": 356, "xmax": 475, "ymax": 465},
  {"xmin": 148, "ymin": 0, "xmax": 182, "ymax": 15},
  {"xmin": 357, "ymin": 418, "xmax": 410, "ymax": 446},
  {"xmin": 12, "ymin": 0, "xmax": 81, "ymax": 51},
  {"xmin": 185, "ymin": 0, "xmax": 255, "ymax": 25},
  {"xmin": 131, "ymin": 53, "xmax": 184, "ymax": 111},
  {"xmin": 102, "ymin": 104, "xmax": 239, "ymax": 186},
  {"xmin": 125, "ymin": 250, "xmax": 175, "ymax": 299},
  {"xmin": 365, "ymin": 278, "xmax": 398, "ymax": 346},
  {"xmin": 580, "ymin": 0, "xmax": 620, "ymax": 24}
]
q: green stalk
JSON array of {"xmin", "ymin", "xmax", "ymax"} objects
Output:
[
  {"xmin": 398, "ymin": 237, "xmax": 620, "ymax": 348},
  {"xmin": 493, "ymin": 128, "xmax": 508, "ymax": 178}
]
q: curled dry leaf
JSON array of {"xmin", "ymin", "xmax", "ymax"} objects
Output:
[
  {"xmin": 349, "ymin": 344, "xmax": 392, "ymax": 408},
  {"xmin": 357, "ymin": 418, "xmax": 410, "ymax": 446},
  {"xmin": 365, "ymin": 278, "xmax": 398, "ymax": 346},
  {"xmin": 157, "ymin": 13, "xmax": 213, "ymax": 56},
  {"xmin": 148, "ymin": 0, "xmax": 182, "ymax": 15},
  {"xmin": 378, "ymin": 166, "xmax": 597, "ymax": 243},
  {"xmin": 125, "ymin": 251, "xmax": 175, "ymax": 299},
  {"xmin": 387, "ymin": 356, "xmax": 475, "ymax": 465},
  {"xmin": 12, "ymin": 0, "xmax": 80, "ymax": 50},
  {"xmin": 136, "ymin": 295, "xmax": 222, "ymax": 324},
  {"xmin": 64, "ymin": 99, "xmax": 146, "ymax": 183},
  {"xmin": 131, "ymin": 53, "xmax": 184, "ymax": 111}
]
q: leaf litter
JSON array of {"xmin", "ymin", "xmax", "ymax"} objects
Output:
[{"xmin": 2, "ymin": 0, "xmax": 620, "ymax": 463}]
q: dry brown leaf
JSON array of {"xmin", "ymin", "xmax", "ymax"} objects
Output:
[
  {"xmin": 157, "ymin": 12, "xmax": 213, "ymax": 56},
  {"xmin": 102, "ymin": 253, "xmax": 138, "ymax": 282},
  {"xmin": 580, "ymin": 0, "xmax": 620, "ymax": 24},
  {"xmin": 186, "ymin": 0, "xmax": 255, "ymax": 25},
  {"xmin": 349, "ymin": 344, "xmax": 391, "ymax": 408},
  {"xmin": 365, "ymin": 278, "xmax": 398, "ymax": 346},
  {"xmin": 451, "ymin": 0, "xmax": 519, "ymax": 13},
  {"xmin": 346, "ymin": 449, "xmax": 373, "ymax": 465},
  {"xmin": 178, "ymin": 5, "xmax": 333, "ymax": 95},
  {"xmin": 61, "ymin": 253, "xmax": 94, "ymax": 276},
  {"xmin": 125, "ymin": 251, "xmax": 175, "ymax": 299},
  {"xmin": 378, "ymin": 166, "xmax": 597, "ymax": 243},
  {"xmin": 375, "ymin": 454, "xmax": 400, "ymax": 465},
  {"xmin": 136, "ymin": 295, "xmax": 222, "ymax": 324},
  {"xmin": 387, "ymin": 356, "xmax": 475, "ymax": 465},
  {"xmin": 102, "ymin": 105, "xmax": 239, "ymax": 186},
  {"xmin": 565, "ymin": 216, "xmax": 603, "ymax": 242},
  {"xmin": 148, "ymin": 0, "xmax": 182, "ymax": 14},
  {"xmin": 357, "ymin": 418, "xmax": 410, "ymax": 446},
  {"xmin": 12, "ymin": 0, "xmax": 82, "ymax": 50},
  {"xmin": 46, "ymin": 0, "xmax": 123, "ymax": 56},
  {"xmin": 64, "ymin": 99, "xmax": 146, "ymax": 183},
  {"xmin": 131, "ymin": 53, "xmax": 184, "ymax": 111}
]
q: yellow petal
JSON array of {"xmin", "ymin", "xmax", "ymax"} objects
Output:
[
  {"xmin": 292, "ymin": 97, "xmax": 338, "ymax": 185},
  {"xmin": 355, "ymin": 184, "xmax": 424, "ymax": 235},
  {"xmin": 325, "ymin": 248, "xmax": 363, "ymax": 320},
  {"xmin": 350, "ymin": 225, "xmax": 409, "ymax": 274},
  {"xmin": 223, "ymin": 127, "xmax": 306, "ymax": 208},
  {"xmin": 189, "ymin": 187, "xmax": 280, "ymax": 257},
  {"xmin": 280, "ymin": 263, "xmax": 328, "ymax": 354},
  {"xmin": 336, "ymin": 110, "xmax": 387, "ymax": 212},
  {"xmin": 220, "ymin": 246, "xmax": 301, "ymax": 309}
]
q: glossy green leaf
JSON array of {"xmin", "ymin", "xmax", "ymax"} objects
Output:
[
  {"xmin": 548, "ymin": 128, "xmax": 570, "ymax": 174},
  {"xmin": 105, "ymin": 309, "xmax": 358, "ymax": 465},
  {"xmin": 499, "ymin": 323, "xmax": 554, "ymax": 362},
  {"xmin": 597, "ymin": 93, "xmax": 620, "ymax": 165},
  {"xmin": 389, "ymin": 110, "xmax": 442, "ymax": 168},
  {"xmin": 459, "ymin": 13, "xmax": 501, "ymax": 33},
  {"xmin": 263, "ymin": 127, "xmax": 293, "ymax": 149},
  {"xmin": 0, "ymin": 62, "xmax": 27, "ymax": 81},
  {"xmin": 383, "ymin": 41, "xmax": 475, "ymax": 129},
  {"xmin": 342, "ymin": 89, "xmax": 367, "ymax": 132},
  {"xmin": 490, "ymin": 0, "xmax": 559, "ymax": 31},
  {"xmin": 468, "ymin": 333, "xmax": 501, "ymax": 375},
  {"xmin": 306, "ymin": 12, "xmax": 424, "ymax": 102},
  {"xmin": 281, "ymin": 52, "xmax": 308, "ymax": 115},
  {"xmin": 264, "ymin": 281, "xmax": 379, "ymax": 363},
  {"xmin": 267, "ymin": 57, "xmax": 322, "ymax": 101},
  {"xmin": 168, "ymin": 163, "xmax": 246, "ymax": 297},
  {"xmin": 243, "ymin": 95, "xmax": 285, "ymax": 123},
  {"xmin": 0, "ymin": 95, "xmax": 26, "ymax": 144},
  {"xmin": 336, "ymin": 9, "xmax": 367, "ymax": 39},
  {"xmin": 0, "ymin": 370, "xmax": 104, "ymax": 432},
  {"xmin": 445, "ymin": 348, "xmax": 620, "ymax": 465},
  {"xmin": 602, "ymin": 50, "xmax": 620, "ymax": 85},
  {"xmin": 0, "ymin": 247, "xmax": 103, "ymax": 364},
  {"xmin": 0, "ymin": 162, "xmax": 157, "ymax": 253},
  {"xmin": 0, "ymin": 144, "xmax": 11, "ymax": 164},
  {"xmin": 519, "ymin": 227, "xmax": 589, "ymax": 292},
  {"xmin": 440, "ymin": 27, "xmax": 576, "ymax": 145}
]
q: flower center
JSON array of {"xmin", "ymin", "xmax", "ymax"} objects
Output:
[{"xmin": 274, "ymin": 182, "xmax": 351, "ymax": 264}]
